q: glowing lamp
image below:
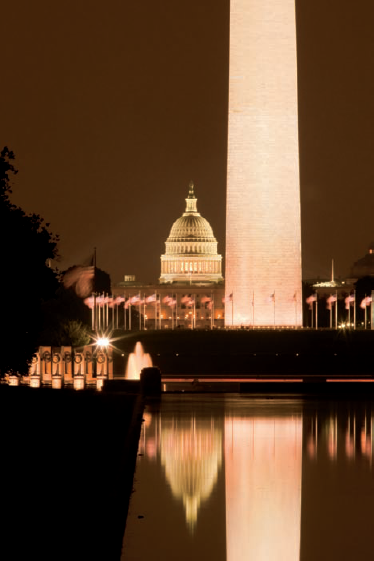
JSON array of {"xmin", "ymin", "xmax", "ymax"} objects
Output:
[{"xmin": 97, "ymin": 337, "xmax": 110, "ymax": 347}]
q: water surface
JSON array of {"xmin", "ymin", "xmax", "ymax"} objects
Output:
[{"xmin": 123, "ymin": 394, "xmax": 374, "ymax": 561}]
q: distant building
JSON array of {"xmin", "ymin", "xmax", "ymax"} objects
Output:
[
  {"xmin": 113, "ymin": 183, "xmax": 224, "ymax": 329},
  {"xmin": 160, "ymin": 182, "xmax": 223, "ymax": 284}
]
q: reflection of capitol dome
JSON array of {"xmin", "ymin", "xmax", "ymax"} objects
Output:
[
  {"xmin": 160, "ymin": 182, "xmax": 223, "ymax": 284},
  {"xmin": 160, "ymin": 420, "xmax": 222, "ymax": 531}
]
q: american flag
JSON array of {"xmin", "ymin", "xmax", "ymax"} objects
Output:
[
  {"xmin": 326, "ymin": 295, "xmax": 337, "ymax": 310},
  {"xmin": 84, "ymin": 296, "xmax": 95, "ymax": 309},
  {"xmin": 345, "ymin": 294, "xmax": 355, "ymax": 309},
  {"xmin": 306, "ymin": 294, "xmax": 317, "ymax": 309},
  {"xmin": 360, "ymin": 296, "xmax": 372, "ymax": 309},
  {"xmin": 181, "ymin": 296, "xmax": 194, "ymax": 306},
  {"xmin": 63, "ymin": 265, "xmax": 95, "ymax": 298}
]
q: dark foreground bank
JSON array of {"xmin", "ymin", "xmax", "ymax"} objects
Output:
[{"xmin": 0, "ymin": 386, "xmax": 144, "ymax": 561}]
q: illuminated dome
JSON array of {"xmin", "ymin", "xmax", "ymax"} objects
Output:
[{"xmin": 160, "ymin": 182, "xmax": 223, "ymax": 284}]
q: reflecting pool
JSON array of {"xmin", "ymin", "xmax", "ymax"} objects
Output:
[{"xmin": 122, "ymin": 395, "xmax": 374, "ymax": 561}]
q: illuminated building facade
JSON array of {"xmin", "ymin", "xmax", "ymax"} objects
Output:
[
  {"xmin": 160, "ymin": 182, "xmax": 223, "ymax": 284},
  {"xmin": 225, "ymin": 0, "xmax": 302, "ymax": 326},
  {"xmin": 113, "ymin": 182, "xmax": 225, "ymax": 329}
]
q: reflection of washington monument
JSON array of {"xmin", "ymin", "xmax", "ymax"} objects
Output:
[{"xmin": 225, "ymin": 0, "xmax": 302, "ymax": 326}]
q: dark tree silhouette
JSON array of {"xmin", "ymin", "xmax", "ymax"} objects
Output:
[
  {"xmin": 0, "ymin": 147, "xmax": 59, "ymax": 375},
  {"xmin": 354, "ymin": 276, "xmax": 374, "ymax": 329},
  {"xmin": 94, "ymin": 267, "xmax": 111, "ymax": 294}
]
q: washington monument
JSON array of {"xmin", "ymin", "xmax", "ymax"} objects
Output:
[{"xmin": 225, "ymin": 0, "xmax": 302, "ymax": 326}]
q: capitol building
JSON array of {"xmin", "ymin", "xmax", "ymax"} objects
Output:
[
  {"xmin": 160, "ymin": 182, "xmax": 223, "ymax": 285},
  {"xmin": 113, "ymin": 183, "xmax": 225, "ymax": 329}
]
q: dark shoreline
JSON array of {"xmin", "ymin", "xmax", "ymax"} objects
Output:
[{"xmin": 0, "ymin": 386, "xmax": 145, "ymax": 561}]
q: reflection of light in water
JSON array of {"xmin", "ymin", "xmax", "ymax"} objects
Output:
[
  {"xmin": 225, "ymin": 416, "xmax": 302, "ymax": 561},
  {"xmin": 306, "ymin": 410, "xmax": 374, "ymax": 463},
  {"xmin": 125, "ymin": 342, "xmax": 152, "ymax": 380},
  {"xmin": 307, "ymin": 435, "xmax": 317, "ymax": 459},
  {"xmin": 142, "ymin": 411, "xmax": 153, "ymax": 428},
  {"xmin": 160, "ymin": 419, "xmax": 222, "ymax": 531},
  {"xmin": 327, "ymin": 416, "xmax": 338, "ymax": 460}
]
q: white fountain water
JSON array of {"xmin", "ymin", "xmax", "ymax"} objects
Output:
[{"xmin": 125, "ymin": 341, "xmax": 153, "ymax": 380}]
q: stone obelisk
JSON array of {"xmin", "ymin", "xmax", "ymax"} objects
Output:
[{"xmin": 225, "ymin": 0, "xmax": 302, "ymax": 326}]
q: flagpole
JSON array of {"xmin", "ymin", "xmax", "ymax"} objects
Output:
[
  {"xmin": 91, "ymin": 298, "xmax": 95, "ymax": 331},
  {"xmin": 211, "ymin": 292, "xmax": 213, "ymax": 330},
  {"xmin": 138, "ymin": 292, "xmax": 141, "ymax": 331},
  {"xmin": 93, "ymin": 247, "xmax": 97, "ymax": 333},
  {"xmin": 354, "ymin": 290, "xmax": 356, "ymax": 330},
  {"xmin": 330, "ymin": 296, "xmax": 332, "ymax": 329},
  {"xmin": 316, "ymin": 296, "xmax": 318, "ymax": 329},
  {"xmin": 155, "ymin": 292, "xmax": 158, "ymax": 330},
  {"xmin": 335, "ymin": 291, "xmax": 338, "ymax": 328},
  {"xmin": 348, "ymin": 294, "xmax": 351, "ymax": 328}
]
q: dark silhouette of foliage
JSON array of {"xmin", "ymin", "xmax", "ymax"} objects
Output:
[
  {"xmin": 354, "ymin": 276, "xmax": 374, "ymax": 328},
  {"xmin": 38, "ymin": 285, "xmax": 91, "ymax": 346},
  {"xmin": 39, "ymin": 266, "xmax": 112, "ymax": 344},
  {"xmin": 94, "ymin": 267, "xmax": 111, "ymax": 294},
  {"xmin": 0, "ymin": 147, "xmax": 59, "ymax": 375}
]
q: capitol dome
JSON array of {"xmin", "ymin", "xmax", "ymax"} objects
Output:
[{"xmin": 160, "ymin": 182, "xmax": 223, "ymax": 284}]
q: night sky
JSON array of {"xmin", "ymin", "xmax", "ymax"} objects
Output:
[{"xmin": 2, "ymin": 1, "xmax": 374, "ymax": 285}]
